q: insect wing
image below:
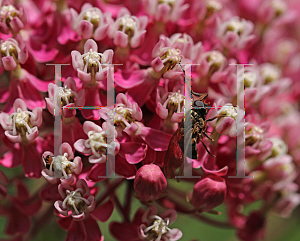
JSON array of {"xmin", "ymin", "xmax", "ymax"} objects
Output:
[{"xmin": 163, "ymin": 125, "xmax": 184, "ymax": 178}]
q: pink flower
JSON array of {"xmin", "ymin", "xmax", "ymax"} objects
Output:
[
  {"xmin": 0, "ymin": 35, "xmax": 28, "ymax": 70},
  {"xmin": 258, "ymin": 0, "xmax": 288, "ymax": 24},
  {"xmin": 160, "ymin": 33, "xmax": 203, "ymax": 64},
  {"xmin": 57, "ymin": 198, "xmax": 114, "ymax": 241},
  {"xmin": 110, "ymin": 207, "xmax": 182, "ymax": 241},
  {"xmin": 197, "ymin": 50, "xmax": 226, "ymax": 80},
  {"xmin": 190, "ymin": 0, "xmax": 223, "ymax": 23},
  {"xmin": 74, "ymin": 121, "xmax": 120, "ymax": 164},
  {"xmin": 144, "ymin": 0, "xmax": 189, "ymax": 23},
  {"xmin": 99, "ymin": 93, "xmax": 142, "ymax": 137},
  {"xmin": 0, "ymin": 98, "xmax": 42, "ymax": 143},
  {"xmin": 0, "ymin": 0, "xmax": 26, "ymax": 34},
  {"xmin": 54, "ymin": 179, "xmax": 96, "ymax": 221},
  {"xmin": 217, "ymin": 16, "xmax": 255, "ymax": 50},
  {"xmin": 138, "ymin": 206, "xmax": 182, "ymax": 241},
  {"xmin": 262, "ymin": 154, "xmax": 297, "ymax": 190},
  {"xmin": 151, "ymin": 37, "xmax": 190, "ymax": 79},
  {"xmin": 71, "ymin": 39, "xmax": 113, "ymax": 83},
  {"xmin": 41, "ymin": 143, "xmax": 82, "ymax": 184},
  {"xmin": 156, "ymin": 84, "xmax": 184, "ymax": 123},
  {"xmin": 108, "ymin": 7, "xmax": 148, "ymax": 48},
  {"xmin": 45, "ymin": 77, "xmax": 85, "ymax": 118},
  {"xmin": 70, "ymin": 3, "xmax": 112, "ymax": 40},
  {"xmin": 74, "ymin": 121, "xmax": 147, "ymax": 181}
]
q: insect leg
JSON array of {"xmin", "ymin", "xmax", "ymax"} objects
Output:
[
  {"xmin": 200, "ymin": 139, "xmax": 216, "ymax": 157},
  {"xmin": 203, "ymin": 131, "xmax": 214, "ymax": 142},
  {"xmin": 205, "ymin": 114, "xmax": 226, "ymax": 122}
]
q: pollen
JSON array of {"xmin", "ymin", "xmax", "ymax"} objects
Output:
[
  {"xmin": 144, "ymin": 215, "xmax": 171, "ymax": 241},
  {"xmin": 118, "ymin": 15, "xmax": 137, "ymax": 39},
  {"xmin": 0, "ymin": 5, "xmax": 18, "ymax": 25},
  {"xmin": 83, "ymin": 8, "xmax": 101, "ymax": 28},
  {"xmin": 226, "ymin": 19, "xmax": 244, "ymax": 36},
  {"xmin": 0, "ymin": 39, "xmax": 20, "ymax": 58},
  {"xmin": 160, "ymin": 48, "xmax": 182, "ymax": 71}
]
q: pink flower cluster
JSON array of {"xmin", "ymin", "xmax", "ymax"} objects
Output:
[{"xmin": 0, "ymin": 0, "xmax": 300, "ymax": 241}]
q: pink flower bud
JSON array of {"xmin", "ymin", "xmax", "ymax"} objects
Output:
[
  {"xmin": 192, "ymin": 175, "xmax": 226, "ymax": 212},
  {"xmin": 134, "ymin": 164, "xmax": 167, "ymax": 202}
]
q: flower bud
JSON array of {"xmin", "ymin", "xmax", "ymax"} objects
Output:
[
  {"xmin": 134, "ymin": 164, "xmax": 167, "ymax": 202},
  {"xmin": 192, "ymin": 175, "xmax": 226, "ymax": 212}
]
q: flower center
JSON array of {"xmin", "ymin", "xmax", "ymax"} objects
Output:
[
  {"xmin": 118, "ymin": 15, "xmax": 137, "ymax": 39},
  {"xmin": 49, "ymin": 153, "xmax": 74, "ymax": 178},
  {"xmin": 86, "ymin": 131, "xmax": 107, "ymax": 157},
  {"xmin": 144, "ymin": 215, "xmax": 171, "ymax": 241},
  {"xmin": 206, "ymin": 51, "xmax": 225, "ymax": 72},
  {"xmin": 82, "ymin": 8, "xmax": 102, "ymax": 29},
  {"xmin": 63, "ymin": 188, "xmax": 90, "ymax": 215},
  {"xmin": 244, "ymin": 72, "xmax": 256, "ymax": 88},
  {"xmin": 0, "ymin": 5, "xmax": 18, "ymax": 25},
  {"xmin": 271, "ymin": 0, "xmax": 287, "ymax": 17},
  {"xmin": 270, "ymin": 138, "xmax": 287, "ymax": 157},
  {"xmin": 10, "ymin": 108, "xmax": 34, "ymax": 137},
  {"xmin": 260, "ymin": 64, "xmax": 281, "ymax": 84},
  {"xmin": 206, "ymin": 0, "xmax": 222, "ymax": 18},
  {"xmin": 158, "ymin": 0, "xmax": 175, "ymax": 7},
  {"xmin": 163, "ymin": 91, "xmax": 185, "ymax": 115},
  {"xmin": 160, "ymin": 48, "xmax": 182, "ymax": 71},
  {"xmin": 226, "ymin": 19, "xmax": 244, "ymax": 35},
  {"xmin": 114, "ymin": 104, "xmax": 134, "ymax": 129},
  {"xmin": 245, "ymin": 125, "xmax": 264, "ymax": 145},
  {"xmin": 57, "ymin": 85, "xmax": 77, "ymax": 107},
  {"xmin": 82, "ymin": 48, "xmax": 107, "ymax": 74},
  {"xmin": 0, "ymin": 39, "xmax": 20, "ymax": 58},
  {"xmin": 218, "ymin": 106, "xmax": 237, "ymax": 119}
]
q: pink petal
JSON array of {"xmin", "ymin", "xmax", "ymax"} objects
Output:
[
  {"xmin": 114, "ymin": 31, "xmax": 128, "ymax": 48},
  {"xmin": 2, "ymin": 56, "xmax": 17, "ymax": 70},
  {"xmin": 115, "ymin": 155, "xmax": 137, "ymax": 178},
  {"xmin": 57, "ymin": 216, "xmax": 73, "ymax": 230},
  {"xmin": 140, "ymin": 127, "xmax": 172, "ymax": 151},
  {"xmin": 10, "ymin": 17, "xmax": 24, "ymax": 33},
  {"xmin": 0, "ymin": 150, "xmax": 22, "ymax": 168},
  {"xmin": 66, "ymin": 220, "xmax": 87, "ymax": 241},
  {"xmin": 76, "ymin": 179, "xmax": 90, "ymax": 197},
  {"xmin": 114, "ymin": 69, "xmax": 146, "ymax": 89},
  {"xmin": 91, "ymin": 198, "xmax": 114, "ymax": 222},
  {"xmin": 110, "ymin": 222, "xmax": 140, "ymax": 241},
  {"xmin": 151, "ymin": 57, "xmax": 164, "ymax": 73},
  {"xmin": 78, "ymin": 21, "xmax": 93, "ymax": 39},
  {"xmin": 94, "ymin": 24, "xmax": 109, "ymax": 41},
  {"xmin": 74, "ymin": 139, "xmax": 92, "ymax": 155},
  {"xmin": 119, "ymin": 142, "xmax": 147, "ymax": 164},
  {"xmin": 60, "ymin": 143, "xmax": 74, "ymax": 160},
  {"xmin": 54, "ymin": 201, "xmax": 69, "ymax": 216},
  {"xmin": 5, "ymin": 207, "xmax": 31, "ymax": 235},
  {"xmin": 84, "ymin": 39, "xmax": 98, "ymax": 53},
  {"xmin": 21, "ymin": 142, "xmax": 43, "ymax": 178},
  {"xmin": 130, "ymin": 30, "xmax": 146, "ymax": 48},
  {"xmin": 83, "ymin": 216, "xmax": 103, "ymax": 241},
  {"xmin": 86, "ymin": 163, "xmax": 107, "ymax": 182}
]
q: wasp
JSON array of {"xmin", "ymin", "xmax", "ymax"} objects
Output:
[
  {"xmin": 163, "ymin": 91, "xmax": 224, "ymax": 179},
  {"xmin": 43, "ymin": 155, "xmax": 54, "ymax": 170}
]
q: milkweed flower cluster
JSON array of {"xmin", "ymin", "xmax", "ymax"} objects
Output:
[{"xmin": 0, "ymin": 1, "xmax": 300, "ymax": 241}]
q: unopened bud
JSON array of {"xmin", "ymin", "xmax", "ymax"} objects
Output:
[
  {"xmin": 192, "ymin": 175, "xmax": 226, "ymax": 212},
  {"xmin": 134, "ymin": 164, "xmax": 167, "ymax": 202}
]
